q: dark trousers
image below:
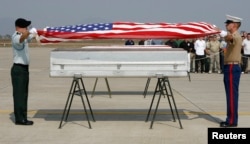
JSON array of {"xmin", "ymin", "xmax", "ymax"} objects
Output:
[
  {"xmin": 241, "ymin": 54, "xmax": 250, "ymax": 72},
  {"xmin": 11, "ymin": 64, "xmax": 29, "ymax": 122},
  {"xmin": 195, "ymin": 55, "xmax": 205, "ymax": 73},
  {"xmin": 223, "ymin": 64, "xmax": 241, "ymax": 125},
  {"xmin": 204, "ymin": 57, "xmax": 210, "ymax": 73}
]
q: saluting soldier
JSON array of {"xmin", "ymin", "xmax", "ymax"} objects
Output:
[
  {"xmin": 218, "ymin": 15, "xmax": 243, "ymax": 127},
  {"xmin": 11, "ymin": 18, "xmax": 37, "ymax": 125}
]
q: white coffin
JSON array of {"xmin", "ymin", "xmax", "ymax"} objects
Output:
[{"xmin": 50, "ymin": 46, "xmax": 190, "ymax": 77}]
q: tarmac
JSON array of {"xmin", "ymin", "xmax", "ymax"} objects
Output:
[{"xmin": 0, "ymin": 47, "xmax": 250, "ymax": 144}]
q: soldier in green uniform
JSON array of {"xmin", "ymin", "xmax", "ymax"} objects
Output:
[{"xmin": 11, "ymin": 18, "xmax": 37, "ymax": 125}]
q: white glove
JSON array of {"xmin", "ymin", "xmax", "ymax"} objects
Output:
[
  {"xmin": 29, "ymin": 27, "xmax": 37, "ymax": 34},
  {"xmin": 220, "ymin": 30, "xmax": 227, "ymax": 37},
  {"xmin": 29, "ymin": 27, "xmax": 40, "ymax": 43}
]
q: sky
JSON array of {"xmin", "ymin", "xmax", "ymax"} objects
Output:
[{"xmin": 0, "ymin": 0, "xmax": 249, "ymax": 35}]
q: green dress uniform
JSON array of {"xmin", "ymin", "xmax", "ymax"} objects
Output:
[{"xmin": 11, "ymin": 31, "xmax": 33, "ymax": 122}]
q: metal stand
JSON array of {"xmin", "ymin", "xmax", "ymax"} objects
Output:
[
  {"xmin": 145, "ymin": 77, "xmax": 183, "ymax": 129},
  {"xmin": 143, "ymin": 78, "xmax": 151, "ymax": 98},
  {"xmin": 143, "ymin": 72, "xmax": 191, "ymax": 97},
  {"xmin": 143, "ymin": 78, "xmax": 165, "ymax": 98},
  {"xmin": 59, "ymin": 76, "xmax": 95, "ymax": 129},
  {"xmin": 91, "ymin": 77, "xmax": 112, "ymax": 98}
]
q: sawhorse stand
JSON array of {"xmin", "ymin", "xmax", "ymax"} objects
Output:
[
  {"xmin": 143, "ymin": 78, "xmax": 151, "ymax": 98},
  {"xmin": 145, "ymin": 76, "xmax": 183, "ymax": 129},
  {"xmin": 143, "ymin": 73, "xmax": 190, "ymax": 97},
  {"xmin": 59, "ymin": 75, "xmax": 95, "ymax": 129},
  {"xmin": 91, "ymin": 77, "xmax": 112, "ymax": 98}
]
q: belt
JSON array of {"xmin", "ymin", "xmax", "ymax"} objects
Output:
[
  {"xmin": 224, "ymin": 62, "xmax": 240, "ymax": 65},
  {"xmin": 14, "ymin": 63, "xmax": 29, "ymax": 67}
]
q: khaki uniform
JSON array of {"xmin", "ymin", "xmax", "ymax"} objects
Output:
[
  {"xmin": 223, "ymin": 30, "xmax": 242, "ymax": 126},
  {"xmin": 220, "ymin": 14, "xmax": 242, "ymax": 128},
  {"xmin": 207, "ymin": 40, "xmax": 221, "ymax": 72},
  {"xmin": 224, "ymin": 32, "xmax": 242, "ymax": 63}
]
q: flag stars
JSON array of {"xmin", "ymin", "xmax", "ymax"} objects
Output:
[{"xmin": 47, "ymin": 23, "xmax": 113, "ymax": 32}]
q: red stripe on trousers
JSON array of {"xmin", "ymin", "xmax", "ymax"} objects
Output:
[{"xmin": 229, "ymin": 65, "xmax": 234, "ymax": 124}]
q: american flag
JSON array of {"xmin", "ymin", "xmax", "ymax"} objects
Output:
[{"xmin": 37, "ymin": 21, "xmax": 219, "ymax": 43}]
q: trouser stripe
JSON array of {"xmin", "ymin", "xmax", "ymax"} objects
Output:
[{"xmin": 229, "ymin": 65, "xmax": 234, "ymax": 125}]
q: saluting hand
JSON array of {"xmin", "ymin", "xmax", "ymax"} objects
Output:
[{"xmin": 19, "ymin": 30, "xmax": 30, "ymax": 43}]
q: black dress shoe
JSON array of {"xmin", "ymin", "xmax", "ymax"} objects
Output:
[
  {"xmin": 15, "ymin": 120, "xmax": 34, "ymax": 125},
  {"xmin": 220, "ymin": 122, "xmax": 237, "ymax": 128}
]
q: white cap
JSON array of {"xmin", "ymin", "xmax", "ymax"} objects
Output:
[{"xmin": 225, "ymin": 15, "xmax": 242, "ymax": 23}]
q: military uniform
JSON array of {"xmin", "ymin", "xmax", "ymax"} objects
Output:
[
  {"xmin": 11, "ymin": 31, "xmax": 32, "ymax": 123},
  {"xmin": 11, "ymin": 18, "xmax": 35, "ymax": 125},
  {"xmin": 220, "ymin": 15, "xmax": 242, "ymax": 127},
  {"xmin": 223, "ymin": 31, "xmax": 242, "ymax": 126},
  {"xmin": 207, "ymin": 37, "xmax": 221, "ymax": 73}
]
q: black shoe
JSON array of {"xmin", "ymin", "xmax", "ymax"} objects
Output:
[
  {"xmin": 220, "ymin": 122, "xmax": 237, "ymax": 128},
  {"xmin": 15, "ymin": 120, "xmax": 34, "ymax": 125}
]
